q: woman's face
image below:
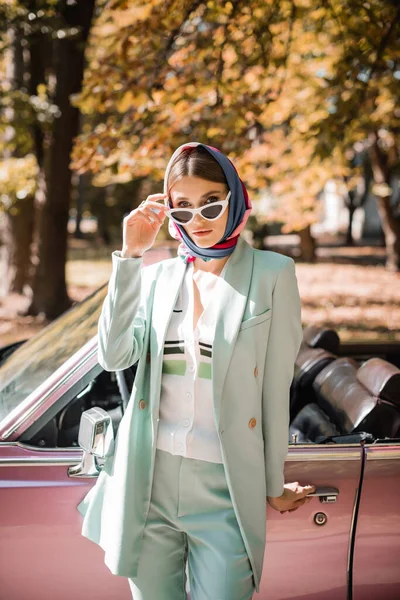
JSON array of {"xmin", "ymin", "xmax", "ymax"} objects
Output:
[{"xmin": 168, "ymin": 176, "xmax": 229, "ymax": 247}]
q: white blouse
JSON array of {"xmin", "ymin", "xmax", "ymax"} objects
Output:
[{"xmin": 155, "ymin": 258, "xmax": 231, "ymax": 464}]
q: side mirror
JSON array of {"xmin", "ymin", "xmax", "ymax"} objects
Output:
[
  {"xmin": 68, "ymin": 407, "xmax": 115, "ymax": 478},
  {"xmin": 78, "ymin": 407, "xmax": 115, "ymax": 458}
]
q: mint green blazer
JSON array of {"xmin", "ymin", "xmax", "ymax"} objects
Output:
[{"xmin": 77, "ymin": 234, "xmax": 303, "ymax": 593}]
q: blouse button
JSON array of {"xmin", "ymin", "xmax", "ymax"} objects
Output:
[
  {"xmin": 186, "ymin": 393, "xmax": 192, "ymax": 401},
  {"xmin": 139, "ymin": 400, "xmax": 146, "ymax": 410},
  {"xmin": 249, "ymin": 418, "xmax": 257, "ymax": 429},
  {"xmin": 188, "ymin": 364, "xmax": 195, "ymax": 372},
  {"xmin": 183, "ymin": 419, "xmax": 190, "ymax": 427}
]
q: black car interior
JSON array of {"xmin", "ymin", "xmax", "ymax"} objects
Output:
[
  {"xmin": 13, "ymin": 325, "xmax": 400, "ymax": 449},
  {"xmin": 290, "ymin": 329, "xmax": 400, "ymax": 443}
]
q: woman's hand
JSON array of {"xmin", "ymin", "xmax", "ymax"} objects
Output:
[
  {"xmin": 121, "ymin": 193, "xmax": 170, "ymax": 258},
  {"xmin": 267, "ymin": 482, "xmax": 316, "ymax": 514}
]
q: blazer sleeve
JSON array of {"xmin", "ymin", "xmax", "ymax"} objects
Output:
[
  {"xmin": 97, "ymin": 250, "xmax": 151, "ymax": 372},
  {"xmin": 262, "ymin": 257, "xmax": 303, "ymax": 498}
]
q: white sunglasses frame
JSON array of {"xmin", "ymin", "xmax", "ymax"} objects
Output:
[{"xmin": 163, "ymin": 190, "xmax": 231, "ymax": 225}]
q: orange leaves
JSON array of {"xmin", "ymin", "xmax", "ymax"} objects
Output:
[
  {"xmin": 69, "ymin": 0, "xmax": 399, "ymax": 242},
  {"xmin": 206, "ymin": 127, "xmax": 225, "ymax": 137},
  {"xmin": 222, "ymin": 46, "xmax": 237, "ymax": 69},
  {"xmin": 112, "ymin": 5, "xmax": 153, "ymax": 28},
  {"xmin": 115, "ymin": 90, "xmax": 135, "ymax": 113},
  {"xmin": 0, "ymin": 155, "xmax": 38, "ymax": 208}
]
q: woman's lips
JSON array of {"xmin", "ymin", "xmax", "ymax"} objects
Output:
[{"xmin": 192, "ymin": 230, "xmax": 212, "ymax": 236}]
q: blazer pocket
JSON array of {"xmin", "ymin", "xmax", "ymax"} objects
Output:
[{"xmin": 239, "ymin": 308, "xmax": 272, "ymax": 331}]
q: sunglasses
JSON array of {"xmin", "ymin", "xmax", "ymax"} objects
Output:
[{"xmin": 163, "ymin": 190, "xmax": 231, "ymax": 225}]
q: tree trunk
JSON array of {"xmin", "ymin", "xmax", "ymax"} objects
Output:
[
  {"xmin": 96, "ymin": 186, "xmax": 112, "ymax": 245},
  {"xmin": 28, "ymin": 0, "xmax": 96, "ymax": 318},
  {"xmin": 0, "ymin": 26, "xmax": 36, "ymax": 297},
  {"xmin": 374, "ymin": 195, "xmax": 400, "ymax": 271},
  {"xmin": 298, "ymin": 225, "xmax": 316, "ymax": 261},
  {"xmin": 0, "ymin": 196, "xmax": 35, "ymax": 297},
  {"xmin": 368, "ymin": 134, "xmax": 400, "ymax": 272},
  {"xmin": 73, "ymin": 174, "xmax": 84, "ymax": 240},
  {"xmin": 345, "ymin": 195, "xmax": 356, "ymax": 246}
]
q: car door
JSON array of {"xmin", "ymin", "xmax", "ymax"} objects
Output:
[
  {"xmin": 0, "ymin": 440, "xmax": 132, "ymax": 600},
  {"xmin": 255, "ymin": 443, "xmax": 363, "ymax": 600},
  {"xmin": 0, "ymin": 347, "xmax": 133, "ymax": 600},
  {"xmin": 352, "ymin": 442, "xmax": 400, "ymax": 600}
]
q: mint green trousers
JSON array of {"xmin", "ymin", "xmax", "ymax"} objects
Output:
[{"xmin": 128, "ymin": 448, "xmax": 255, "ymax": 600}]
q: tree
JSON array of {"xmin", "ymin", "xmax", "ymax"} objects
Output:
[
  {"xmin": 67, "ymin": 0, "xmax": 399, "ymax": 269},
  {"xmin": 0, "ymin": 0, "xmax": 96, "ymax": 317}
]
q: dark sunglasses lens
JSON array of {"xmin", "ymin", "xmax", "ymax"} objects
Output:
[
  {"xmin": 201, "ymin": 205, "xmax": 223, "ymax": 219},
  {"xmin": 171, "ymin": 211, "xmax": 192, "ymax": 224}
]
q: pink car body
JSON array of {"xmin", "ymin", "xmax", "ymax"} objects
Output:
[{"xmin": 0, "ymin": 247, "xmax": 399, "ymax": 599}]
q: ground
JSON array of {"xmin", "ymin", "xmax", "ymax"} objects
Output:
[{"xmin": 0, "ymin": 235, "xmax": 398, "ymax": 347}]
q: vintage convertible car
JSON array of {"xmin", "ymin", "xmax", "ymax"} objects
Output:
[{"xmin": 0, "ymin": 247, "xmax": 399, "ymax": 600}]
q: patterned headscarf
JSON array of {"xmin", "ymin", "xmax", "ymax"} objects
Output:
[{"xmin": 163, "ymin": 142, "xmax": 252, "ymax": 263}]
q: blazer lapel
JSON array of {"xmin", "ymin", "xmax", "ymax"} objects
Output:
[
  {"xmin": 211, "ymin": 236, "xmax": 254, "ymax": 426},
  {"xmin": 149, "ymin": 236, "xmax": 254, "ymax": 429}
]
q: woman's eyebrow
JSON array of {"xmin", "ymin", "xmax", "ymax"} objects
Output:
[{"xmin": 174, "ymin": 190, "xmax": 222, "ymax": 201}]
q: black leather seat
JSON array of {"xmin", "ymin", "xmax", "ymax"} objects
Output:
[
  {"xmin": 292, "ymin": 356, "xmax": 400, "ymax": 443},
  {"xmin": 289, "ymin": 403, "xmax": 340, "ymax": 443},
  {"xmin": 302, "ymin": 325, "xmax": 340, "ymax": 355},
  {"xmin": 290, "ymin": 325, "xmax": 339, "ymax": 420},
  {"xmin": 353, "ymin": 357, "xmax": 400, "ymax": 439}
]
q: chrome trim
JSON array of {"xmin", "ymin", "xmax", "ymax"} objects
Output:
[
  {"xmin": 0, "ymin": 441, "xmax": 106, "ymax": 468},
  {"xmin": 366, "ymin": 447, "xmax": 400, "ymax": 460},
  {"xmin": 0, "ymin": 456, "xmax": 82, "ymax": 467},
  {"xmin": 1, "ymin": 441, "xmax": 80, "ymax": 451},
  {"xmin": 1, "ymin": 339, "xmax": 98, "ymax": 439},
  {"xmin": 287, "ymin": 446, "xmax": 361, "ymax": 461},
  {"xmin": 68, "ymin": 450, "xmax": 102, "ymax": 477},
  {"xmin": 0, "ymin": 444, "xmax": 397, "ymax": 467}
]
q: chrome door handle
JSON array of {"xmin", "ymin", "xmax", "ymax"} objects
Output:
[{"xmin": 307, "ymin": 487, "xmax": 339, "ymax": 503}]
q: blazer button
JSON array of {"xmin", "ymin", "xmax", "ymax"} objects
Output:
[
  {"xmin": 249, "ymin": 418, "xmax": 257, "ymax": 429},
  {"xmin": 254, "ymin": 366, "xmax": 258, "ymax": 377},
  {"xmin": 139, "ymin": 399, "xmax": 146, "ymax": 410}
]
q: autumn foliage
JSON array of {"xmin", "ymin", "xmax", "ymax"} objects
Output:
[{"xmin": 71, "ymin": 0, "xmax": 399, "ymax": 248}]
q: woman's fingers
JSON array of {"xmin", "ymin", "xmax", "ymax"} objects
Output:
[
  {"xmin": 281, "ymin": 491, "xmax": 314, "ymax": 514},
  {"xmin": 294, "ymin": 484, "xmax": 316, "ymax": 501},
  {"xmin": 142, "ymin": 212, "xmax": 161, "ymax": 227},
  {"xmin": 140, "ymin": 208, "xmax": 165, "ymax": 225},
  {"xmin": 126, "ymin": 210, "xmax": 161, "ymax": 227},
  {"xmin": 138, "ymin": 202, "xmax": 169, "ymax": 224},
  {"xmin": 270, "ymin": 483, "xmax": 316, "ymax": 515},
  {"xmin": 126, "ymin": 203, "xmax": 166, "ymax": 226},
  {"xmin": 141, "ymin": 200, "xmax": 169, "ymax": 209}
]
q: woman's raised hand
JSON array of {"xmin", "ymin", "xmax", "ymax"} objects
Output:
[{"xmin": 121, "ymin": 193, "xmax": 170, "ymax": 258}]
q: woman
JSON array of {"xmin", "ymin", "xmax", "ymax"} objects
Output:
[{"xmin": 77, "ymin": 142, "xmax": 316, "ymax": 600}]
